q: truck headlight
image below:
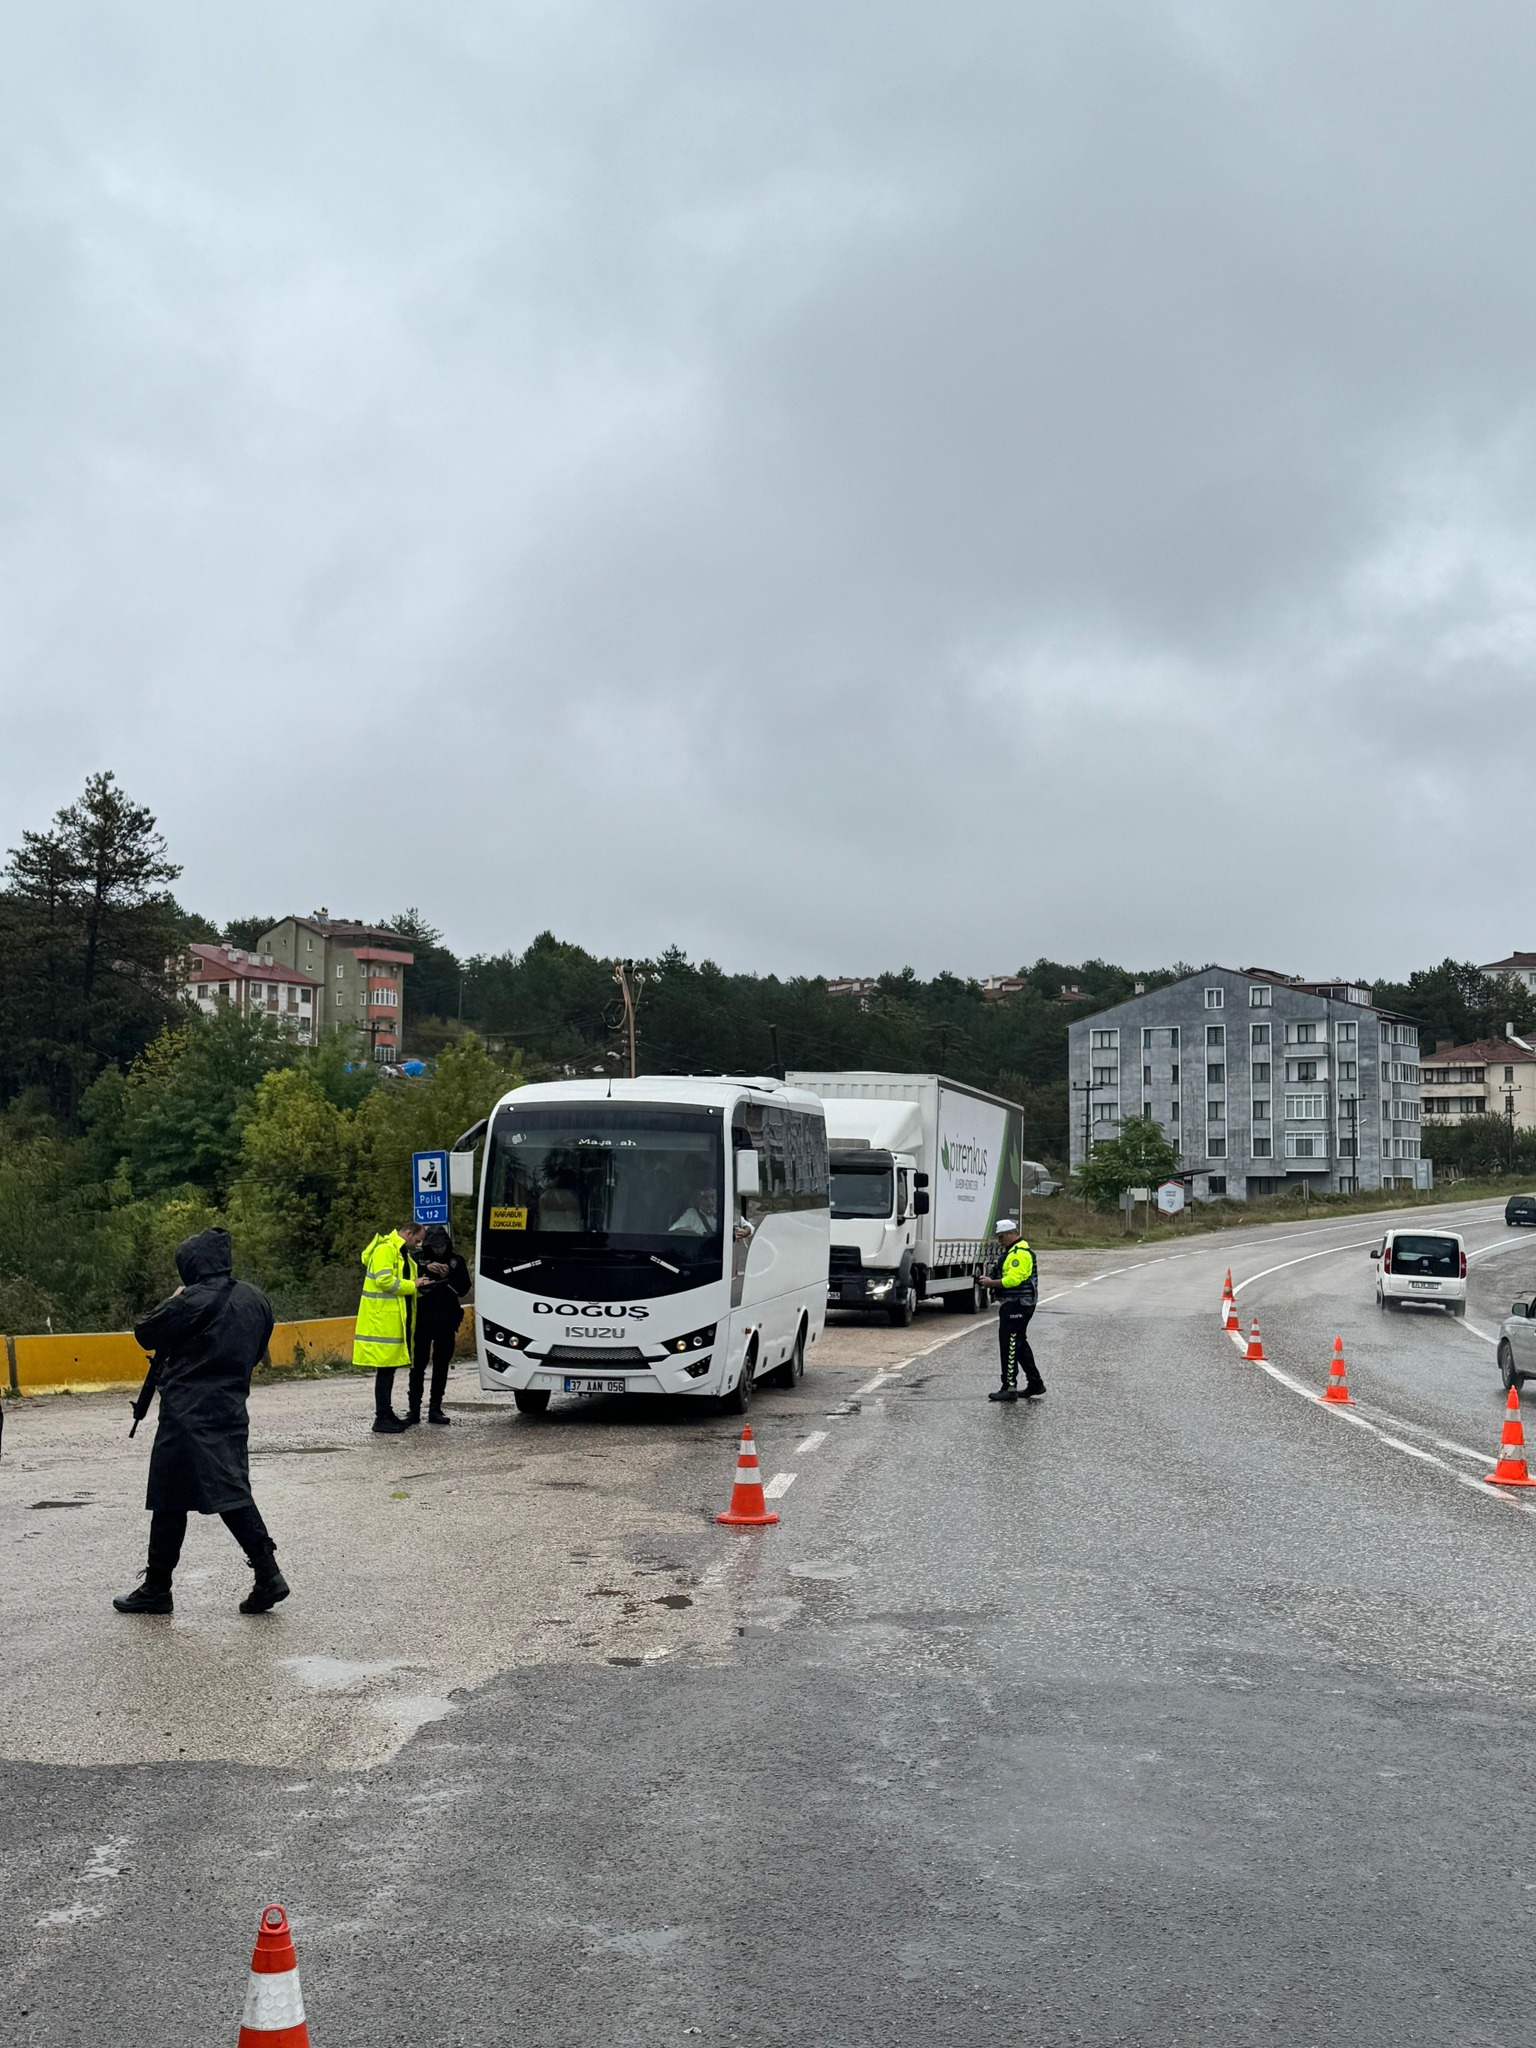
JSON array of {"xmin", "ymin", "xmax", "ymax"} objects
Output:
[{"xmin": 868, "ymin": 1278, "xmax": 894, "ymax": 1296}]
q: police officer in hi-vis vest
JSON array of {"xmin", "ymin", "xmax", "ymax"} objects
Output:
[{"xmin": 980, "ymin": 1219, "xmax": 1045, "ymax": 1403}]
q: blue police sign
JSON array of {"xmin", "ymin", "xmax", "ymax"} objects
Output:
[{"xmin": 412, "ymin": 1149, "xmax": 450, "ymax": 1227}]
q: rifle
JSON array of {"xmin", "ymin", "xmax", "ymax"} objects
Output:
[{"xmin": 129, "ymin": 1354, "xmax": 163, "ymax": 1438}]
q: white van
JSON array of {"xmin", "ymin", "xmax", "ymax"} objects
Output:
[{"xmin": 1372, "ymin": 1228, "xmax": 1467, "ymax": 1315}]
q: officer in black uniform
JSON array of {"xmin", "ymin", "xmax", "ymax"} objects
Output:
[{"xmin": 980, "ymin": 1219, "xmax": 1046, "ymax": 1403}]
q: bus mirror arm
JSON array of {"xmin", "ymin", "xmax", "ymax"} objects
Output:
[{"xmin": 734, "ymin": 1220, "xmax": 755, "ymax": 1243}]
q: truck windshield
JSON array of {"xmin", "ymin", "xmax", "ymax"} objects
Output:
[
  {"xmin": 481, "ymin": 1105, "xmax": 723, "ymax": 1296},
  {"xmin": 830, "ymin": 1163, "xmax": 894, "ymax": 1220}
]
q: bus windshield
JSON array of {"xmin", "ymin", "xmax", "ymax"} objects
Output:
[{"xmin": 480, "ymin": 1104, "xmax": 724, "ymax": 1296}]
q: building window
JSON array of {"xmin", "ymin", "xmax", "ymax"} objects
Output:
[
  {"xmin": 336, "ymin": 963, "xmax": 344, "ymax": 978},
  {"xmin": 1336, "ymin": 1022, "xmax": 1356, "ymax": 1043},
  {"xmin": 1206, "ymin": 1025, "xmax": 1225, "ymax": 1048},
  {"xmin": 1252, "ymin": 1136, "xmax": 1273, "ymax": 1157},
  {"xmin": 1285, "ymin": 1093, "xmax": 1327, "ymax": 1119},
  {"xmin": 1090, "ymin": 1029, "xmax": 1119, "ymax": 1050},
  {"xmin": 1171, "ymin": 1062, "xmax": 1180, "ymax": 1085},
  {"xmin": 1288, "ymin": 1022, "xmax": 1322, "ymax": 1045},
  {"xmin": 1339, "ymin": 1060, "xmax": 1356, "ymax": 1080},
  {"xmin": 1170, "ymin": 1102, "xmax": 1180, "ymax": 1122},
  {"xmin": 306, "ymin": 937, "xmax": 314, "ymax": 951},
  {"xmin": 1142, "ymin": 1028, "xmax": 1153, "ymax": 1049},
  {"xmin": 1507, "ymin": 1066, "xmax": 1516, "ymax": 1084},
  {"xmin": 1205, "ymin": 987, "xmax": 1224, "ymax": 1009},
  {"xmin": 1249, "ymin": 986, "xmax": 1271, "ymax": 1008},
  {"xmin": 1143, "ymin": 1101, "xmax": 1152, "ymax": 1120},
  {"xmin": 1143, "ymin": 1063, "xmax": 1152, "ymax": 1085},
  {"xmin": 1292, "ymin": 1060, "xmax": 1319, "ymax": 1082},
  {"xmin": 1207, "ymin": 1100, "xmax": 1225, "ymax": 1122},
  {"xmin": 1207, "ymin": 1136, "xmax": 1227, "ymax": 1157},
  {"xmin": 1207, "ymin": 1063, "xmax": 1225, "ymax": 1084},
  {"xmin": 335, "ymin": 992, "xmax": 344, "ymax": 1007},
  {"xmin": 1251, "ymin": 1022, "xmax": 1271, "ymax": 1047},
  {"xmin": 1252, "ymin": 1098, "xmax": 1270, "ymax": 1122},
  {"xmin": 1092, "ymin": 1065, "xmax": 1117, "ymax": 1086},
  {"xmin": 1285, "ymin": 1133, "xmax": 1325, "ymax": 1158},
  {"xmin": 1252, "ymin": 1061, "xmax": 1271, "ymax": 1083},
  {"xmin": 1207, "ymin": 1174, "xmax": 1228, "ymax": 1192}
]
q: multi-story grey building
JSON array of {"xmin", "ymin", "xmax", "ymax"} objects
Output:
[
  {"xmin": 259, "ymin": 912, "xmax": 414, "ymax": 1062},
  {"xmin": 1068, "ymin": 968, "xmax": 1426, "ymax": 1199}
]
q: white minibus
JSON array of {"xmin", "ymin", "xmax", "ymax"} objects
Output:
[{"xmin": 472, "ymin": 1077, "xmax": 829, "ymax": 1415}]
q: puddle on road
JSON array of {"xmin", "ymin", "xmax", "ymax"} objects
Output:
[
  {"xmin": 281, "ymin": 1656, "xmax": 405, "ymax": 1692},
  {"xmin": 27, "ymin": 1500, "xmax": 90, "ymax": 1511}
]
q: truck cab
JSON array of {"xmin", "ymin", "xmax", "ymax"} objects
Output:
[{"xmin": 824, "ymin": 1102, "xmax": 930, "ymax": 1325}]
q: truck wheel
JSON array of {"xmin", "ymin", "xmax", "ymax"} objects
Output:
[
  {"xmin": 721, "ymin": 1343, "xmax": 757, "ymax": 1416},
  {"xmin": 771, "ymin": 1322, "xmax": 806, "ymax": 1388},
  {"xmin": 513, "ymin": 1389, "xmax": 550, "ymax": 1416},
  {"xmin": 945, "ymin": 1279, "xmax": 983, "ymax": 1315},
  {"xmin": 887, "ymin": 1281, "xmax": 917, "ymax": 1327}
]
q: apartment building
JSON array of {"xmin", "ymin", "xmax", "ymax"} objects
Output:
[
  {"xmin": 187, "ymin": 944, "xmax": 319, "ymax": 1039},
  {"xmin": 1068, "ymin": 967, "xmax": 1426, "ymax": 1199},
  {"xmin": 259, "ymin": 912, "xmax": 414, "ymax": 1061},
  {"xmin": 1479, "ymin": 952, "xmax": 1536, "ymax": 993},
  {"xmin": 1420, "ymin": 1037, "xmax": 1536, "ymax": 1130}
]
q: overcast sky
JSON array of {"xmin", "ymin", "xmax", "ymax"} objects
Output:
[{"xmin": 4, "ymin": 3, "xmax": 1534, "ymax": 981}]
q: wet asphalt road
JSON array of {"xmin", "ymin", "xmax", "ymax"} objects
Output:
[{"xmin": 7, "ymin": 1199, "xmax": 1536, "ymax": 2046}]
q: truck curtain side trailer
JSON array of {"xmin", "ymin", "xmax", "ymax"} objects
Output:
[{"xmin": 786, "ymin": 1071, "xmax": 1033, "ymax": 1325}]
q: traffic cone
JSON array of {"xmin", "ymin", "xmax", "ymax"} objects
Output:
[
  {"xmin": 1224, "ymin": 1294, "xmax": 1242, "ymax": 1334},
  {"xmin": 715, "ymin": 1425, "xmax": 778, "ymax": 1527},
  {"xmin": 1485, "ymin": 1388, "xmax": 1536, "ymax": 1489},
  {"xmin": 1320, "ymin": 1336, "xmax": 1353, "ymax": 1406},
  {"xmin": 1221, "ymin": 1267, "xmax": 1234, "ymax": 1306},
  {"xmin": 1243, "ymin": 1318, "xmax": 1266, "ymax": 1362},
  {"xmin": 237, "ymin": 1904, "xmax": 310, "ymax": 2046}
]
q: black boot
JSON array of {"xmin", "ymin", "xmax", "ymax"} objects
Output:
[
  {"xmin": 240, "ymin": 1551, "xmax": 290, "ymax": 1614},
  {"xmin": 988, "ymin": 1385, "xmax": 1018, "ymax": 1403},
  {"xmin": 372, "ymin": 1412, "xmax": 408, "ymax": 1434},
  {"xmin": 402, "ymin": 1406, "xmax": 421, "ymax": 1428},
  {"xmin": 427, "ymin": 1407, "xmax": 451, "ymax": 1425},
  {"xmin": 113, "ymin": 1570, "xmax": 173, "ymax": 1615}
]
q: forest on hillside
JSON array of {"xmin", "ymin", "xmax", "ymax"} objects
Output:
[{"xmin": 2, "ymin": 773, "xmax": 1533, "ymax": 1332}]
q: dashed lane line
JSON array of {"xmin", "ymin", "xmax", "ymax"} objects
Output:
[
  {"xmin": 763, "ymin": 1472, "xmax": 796, "ymax": 1499},
  {"xmin": 793, "ymin": 1431, "xmax": 828, "ymax": 1456}
]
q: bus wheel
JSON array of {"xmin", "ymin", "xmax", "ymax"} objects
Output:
[
  {"xmin": 773, "ymin": 1322, "xmax": 806, "ymax": 1388},
  {"xmin": 721, "ymin": 1344, "xmax": 757, "ymax": 1416},
  {"xmin": 513, "ymin": 1389, "xmax": 550, "ymax": 1416}
]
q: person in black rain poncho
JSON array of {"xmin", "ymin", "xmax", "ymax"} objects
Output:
[{"xmin": 113, "ymin": 1227, "xmax": 287, "ymax": 1616}]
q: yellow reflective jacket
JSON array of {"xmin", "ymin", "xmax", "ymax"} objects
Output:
[
  {"xmin": 1000, "ymin": 1240, "xmax": 1037, "ymax": 1299},
  {"xmin": 352, "ymin": 1229, "xmax": 418, "ymax": 1367}
]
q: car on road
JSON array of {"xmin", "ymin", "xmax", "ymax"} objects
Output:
[
  {"xmin": 1371, "ymin": 1228, "xmax": 1467, "ymax": 1314},
  {"xmin": 1505, "ymin": 1194, "xmax": 1536, "ymax": 1227},
  {"xmin": 1498, "ymin": 1296, "xmax": 1536, "ymax": 1389}
]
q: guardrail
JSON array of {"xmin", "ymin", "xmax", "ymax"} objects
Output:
[{"xmin": 2, "ymin": 1315, "xmax": 358, "ymax": 1395}]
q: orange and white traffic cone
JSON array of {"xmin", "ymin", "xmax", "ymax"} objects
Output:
[
  {"xmin": 237, "ymin": 1905, "xmax": 309, "ymax": 2046},
  {"xmin": 1224, "ymin": 1294, "xmax": 1242, "ymax": 1334},
  {"xmin": 715, "ymin": 1425, "xmax": 779, "ymax": 1527},
  {"xmin": 1221, "ymin": 1268, "xmax": 1234, "ymax": 1309},
  {"xmin": 1485, "ymin": 1388, "xmax": 1536, "ymax": 1489},
  {"xmin": 1319, "ymin": 1336, "xmax": 1354, "ymax": 1406},
  {"xmin": 1243, "ymin": 1318, "xmax": 1266, "ymax": 1362}
]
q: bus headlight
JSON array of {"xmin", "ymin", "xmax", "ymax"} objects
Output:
[
  {"xmin": 665, "ymin": 1323, "xmax": 717, "ymax": 1353},
  {"xmin": 482, "ymin": 1319, "xmax": 529, "ymax": 1351}
]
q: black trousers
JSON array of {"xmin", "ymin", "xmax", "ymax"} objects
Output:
[
  {"xmin": 997, "ymin": 1297, "xmax": 1045, "ymax": 1395},
  {"xmin": 147, "ymin": 1504, "xmax": 274, "ymax": 1584},
  {"xmin": 408, "ymin": 1323, "xmax": 456, "ymax": 1417}
]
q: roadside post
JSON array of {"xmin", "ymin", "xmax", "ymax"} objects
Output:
[{"xmin": 412, "ymin": 1149, "xmax": 450, "ymax": 1229}]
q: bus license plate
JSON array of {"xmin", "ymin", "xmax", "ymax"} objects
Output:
[{"xmin": 563, "ymin": 1376, "xmax": 626, "ymax": 1395}]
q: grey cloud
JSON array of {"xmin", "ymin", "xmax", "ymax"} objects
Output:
[{"xmin": 4, "ymin": 2, "xmax": 1536, "ymax": 981}]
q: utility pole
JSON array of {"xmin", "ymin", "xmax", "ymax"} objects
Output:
[
  {"xmin": 1507, "ymin": 1085, "xmax": 1517, "ymax": 1175},
  {"xmin": 1070, "ymin": 1078, "xmax": 1095, "ymax": 1203},
  {"xmin": 612, "ymin": 959, "xmax": 648, "ymax": 1079}
]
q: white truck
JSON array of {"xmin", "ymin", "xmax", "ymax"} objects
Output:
[{"xmin": 786, "ymin": 1071, "xmax": 1041, "ymax": 1325}]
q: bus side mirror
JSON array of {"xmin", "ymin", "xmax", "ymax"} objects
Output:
[
  {"xmin": 736, "ymin": 1150, "xmax": 761, "ymax": 1197},
  {"xmin": 449, "ymin": 1152, "xmax": 477, "ymax": 1197},
  {"xmin": 913, "ymin": 1190, "xmax": 930, "ymax": 1215}
]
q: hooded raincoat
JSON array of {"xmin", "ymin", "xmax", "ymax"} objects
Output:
[{"xmin": 132, "ymin": 1229, "xmax": 275, "ymax": 1515}]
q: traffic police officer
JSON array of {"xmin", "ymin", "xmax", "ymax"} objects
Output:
[
  {"xmin": 981, "ymin": 1219, "xmax": 1045, "ymax": 1403},
  {"xmin": 354, "ymin": 1218, "xmax": 429, "ymax": 1433}
]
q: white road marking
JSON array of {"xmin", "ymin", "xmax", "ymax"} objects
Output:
[
  {"xmin": 763, "ymin": 1472, "xmax": 796, "ymax": 1499},
  {"xmin": 794, "ymin": 1431, "xmax": 828, "ymax": 1455}
]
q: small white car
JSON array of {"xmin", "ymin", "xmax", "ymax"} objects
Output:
[{"xmin": 1371, "ymin": 1229, "xmax": 1467, "ymax": 1315}]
